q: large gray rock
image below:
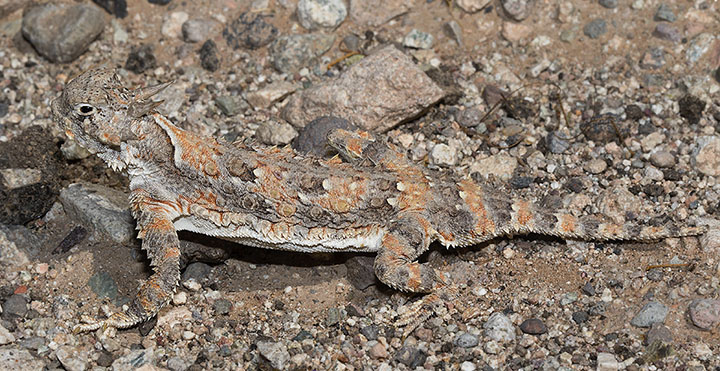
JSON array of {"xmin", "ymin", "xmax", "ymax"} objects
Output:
[
  {"xmin": 282, "ymin": 45, "xmax": 445, "ymax": 132},
  {"xmin": 22, "ymin": 3, "xmax": 106, "ymax": 63},
  {"xmin": 58, "ymin": 183, "xmax": 135, "ymax": 244}
]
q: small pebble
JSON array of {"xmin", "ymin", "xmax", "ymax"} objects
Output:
[
  {"xmin": 645, "ymin": 323, "xmax": 673, "ymax": 345},
  {"xmin": 369, "ymin": 342, "xmax": 388, "ymax": 359},
  {"xmin": 631, "ymin": 301, "xmax": 669, "ymax": 328},
  {"xmin": 454, "ymin": 332, "xmax": 479, "ymax": 348},
  {"xmin": 583, "ymin": 19, "xmax": 607, "ymax": 39},
  {"xmin": 599, "ymin": 0, "xmax": 617, "ymax": 8},
  {"xmin": 688, "ymin": 299, "xmax": 720, "ymax": 330},
  {"xmin": 585, "ymin": 159, "xmax": 607, "ymax": 174},
  {"xmin": 519, "ymin": 318, "xmax": 547, "ymax": 335},
  {"xmin": 483, "ymin": 340, "xmax": 501, "ymax": 354},
  {"xmin": 653, "ymin": 23, "xmax": 681, "ymax": 42},
  {"xmin": 403, "ymin": 29, "xmax": 434, "ymax": 49},
  {"xmin": 596, "ymin": 352, "xmax": 619, "ymax": 371},
  {"xmin": 572, "ymin": 311, "xmax": 589, "ymax": 324},
  {"xmin": 213, "ymin": 298, "xmax": 232, "ymax": 315},
  {"xmin": 501, "ymin": 0, "xmax": 533, "ymax": 21},
  {"xmin": 649, "ymin": 150, "xmax": 675, "ymax": 168},
  {"xmin": 172, "ymin": 291, "xmax": 187, "ymax": 305},
  {"xmin": 484, "ymin": 312, "xmax": 515, "ymax": 342},
  {"xmin": 582, "ymin": 282, "xmax": 596, "ymax": 296},
  {"xmin": 297, "ymin": 0, "xmax": 347, "ymax": 30},
  {"xmin": 654, "ymin": 4, "xmax": 676, "ymax": 22}
]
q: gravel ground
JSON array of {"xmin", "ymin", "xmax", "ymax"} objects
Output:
[{"xmin": 1, "ymin": 0, "xmax": 720, "ymax": 370}]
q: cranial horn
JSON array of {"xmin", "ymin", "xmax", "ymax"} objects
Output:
[{"xmin": 127, "ymin": 81, "xmax": 174, "ymax": 118}]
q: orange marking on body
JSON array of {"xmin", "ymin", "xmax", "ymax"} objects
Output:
[
  {"xmin": 601, "ymin": 223, "xmax": 622, "ymax": 236},
  {"xmin": 163, "ymin": 247, "xmax": 180, "ymax": 259},
  {"xmin": 142, "ymin": 198, "xmax": 179, "ymax": 214},
  {"xmin": 515, "ymin": 200, "xmax": 533, "ymax": 226},
  {"xmin": 144, "ymin": 217, "xmax": 174, "ymax": 232},
  {"xmin": 395, "ymin": 181, "xmax": 431, "ymax": 212},
  {"xmin": 311, "ymin": 176, "xmax": 369, "ymax": 215},
  {"xmin": 108, "ymin": 90, "xmax": 128, "ymax": 105},
  {"xmin": 406, "ymin": 265, "xmax": 422, "ymax": 291},
  {"xmin": 101, "ymin": 132, "xmax": 121, "ymax": 144},
  {"xmin": 345, "ymin": 137, "xmax": 363, "ymax": 157},
  {"xmin": 458, "ymin": 180, "xmax": 496, "ymax": 237},
  {"xmin": 308, "ymin": 227, "xmax": 328, "ymax": 240},
  {"xmin": 270, "ymin": 222, "xmax": 291, "ymax": 239},
  {"xmin": 439, "ymin": 230, "xmax": 455, "ymax": 242},
  {"xmin": 559, "ymin": 214, "xmax": 577, "ymax": 234},
  {"xmin": 382, "ymin": 234, "xmax": 407, "ymax": 256},
  {"xmin": 416, "ymin": 216, "xmax": 432, "ymax": 238},
  {"xmin": 153, "ymin": 113, "xmax": 222, "ymax": 174}
]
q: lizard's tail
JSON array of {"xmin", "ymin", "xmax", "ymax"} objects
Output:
[{"xmin": 508, "ymin": 199, "xmax": 706, "ymax": 241}]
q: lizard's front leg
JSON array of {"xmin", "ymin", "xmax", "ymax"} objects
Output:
[
  {"xmin": 74, "ymin": 189, "xmax": 181, "ymax": 333},
  {"xmin": 374, "ymin": 214, "xmax": 457, "ymax": 336}
]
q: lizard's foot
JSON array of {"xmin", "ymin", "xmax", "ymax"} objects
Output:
[
  {"xmin": 73, "ymin": 306, "xmax": 142, "ymax": 333},
  {"xmin": 395, "ymin": 286, "xmax": 459, "ymax": 338}
]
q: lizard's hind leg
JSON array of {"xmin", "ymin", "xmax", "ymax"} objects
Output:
[
  {"xmin": 374, "ymin": 214, "xmax": 458, "ymax": 337},
  {"xmin": 74, "ymin": 190, "xmax": 181, "ymax": 333}
]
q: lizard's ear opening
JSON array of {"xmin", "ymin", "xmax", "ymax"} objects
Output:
[{"xmin": 127, "ymin": 81, "xmax": 172, "ymax": 118}]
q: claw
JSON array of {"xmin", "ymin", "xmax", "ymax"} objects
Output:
[
  {"xmin": 394, "ymin": 285, "xmax": 460, "ymax": 339},
  {"xmin": 73, "ymin": 309, "xmax": 140, "ymax": 335}
]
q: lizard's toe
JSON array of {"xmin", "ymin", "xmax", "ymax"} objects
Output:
[
  {"xmin": 395, "ymin": 285, "xmax": 460, "ymax": 338},
  {"xmin": 395, "ymin": 293, "xmax": 445, "ymax": 339},
  {"xmin": 73, "ymin": 311, "xmax": 140, "ymax": 334}
]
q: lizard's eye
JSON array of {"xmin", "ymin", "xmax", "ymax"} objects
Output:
[{"xmin": 76, "ymin": 104, "xmax": 96, "ymax": 116}]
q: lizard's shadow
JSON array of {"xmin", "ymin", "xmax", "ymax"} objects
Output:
[
  {"xmin": 177, "ymin": 231, "xmax": 370, "ymax": 292},
  {"xmin": 174, "ymin": 230, "xmax": 656, "ymax": 294}
]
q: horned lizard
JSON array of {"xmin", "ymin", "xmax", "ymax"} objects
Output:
[{"xmin": 51, "ymin": 68, "xmax": 705, "ymax": 335}]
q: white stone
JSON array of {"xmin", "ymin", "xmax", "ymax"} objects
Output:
[
  {"xmin": 181, "ymin": 18, "xmax": 220, "ymax": 43},
  {"xmin": 0, "ymin": 168, "xmax": 42, "ymax": 189},
  {"xmin": 596, "ymin": 352, "xmax": 619, "ymax": 371},
  {"xmin": 693, "ymin": 343, "xmax": 712, "ymax": 359},
  {"xmin": 403, "ymin": 29, "xmax": 434, "ymax": 49},
  {"xmin": 172, "ymin": 291, "xmax": 187, "ymax": 305},
  {"xmin": 640, "ymin": 131, "xmax": 665, "ymax": 152},
  {"xmin": 255, "ymin": 120, "xmax": 298, "ymax": 146},
  {"xmin": 456, "ymin": 0, "xmax": 491, "ymax": 13},
  {"xmin": 430, "ymin": 143, "xmax": 457, "ymax": 166},
  {"xmin": 643, "ymin": 166, "xmax": 664, "ymax": 181},
  {"xmin": 157, "ymin": 307, "xmax": 192, "ymax": 328},
  {"xmin": 161, "ymin": 12, "xmax": 189, "ymax": 39},
  {"xmin": 694, "ymin": 136, "xmax": 720, "ymax": 176},
  {"xmin": 470, "ymin": 153, "xmax": 518, "ymax": 181},
  {"xmin": 297, "ymin": 0, "xmax": 347, "ymax": 30},
  {"xmin": 0, "ymin": 324, "xmax": 15, "ymax": 345},
  {"xmin": 246, "ymin": 82, "xmax": 298, "ymax": 109}
]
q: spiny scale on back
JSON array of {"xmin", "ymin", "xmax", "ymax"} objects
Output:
[{"xmin": 51, "ymin": 68, "xmax": 705, "ymax": 334}]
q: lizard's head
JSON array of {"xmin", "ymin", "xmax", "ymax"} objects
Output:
[{"xmin": 51, "ymin": 68, "xmax": 169, "ymax": 156}]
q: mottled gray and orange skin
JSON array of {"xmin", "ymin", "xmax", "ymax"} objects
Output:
[{"xmin": 52, "ymin": 69, "xmax": 705, "ymax": 334}]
